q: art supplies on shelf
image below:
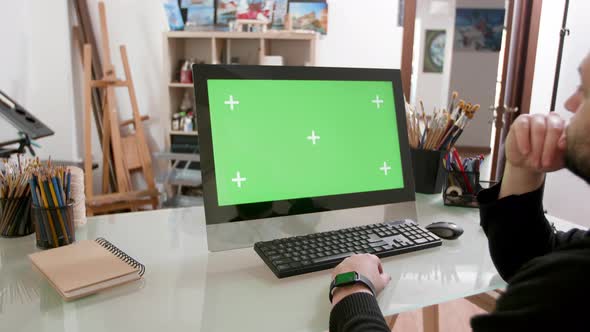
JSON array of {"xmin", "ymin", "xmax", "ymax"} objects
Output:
[
  {"xmin": 406, "ymin": 91, "xmax": 480, "ymax": 151},
  {"xmin": 442, "ymin": 149, "xmax": 495, "ymax": 208}
]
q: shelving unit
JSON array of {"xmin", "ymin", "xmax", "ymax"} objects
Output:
[
  {"xmin": 160, "ymin": 31, "xmax": 317, "ymax": 206},
  {"xmin": 162, "ymin": 31, "xmax": 318, "ymax": 151}
]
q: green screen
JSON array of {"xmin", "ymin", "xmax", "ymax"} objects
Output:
[{"xmin": 208, "ymin": 79, "xmax": 404, "ymax": 206}]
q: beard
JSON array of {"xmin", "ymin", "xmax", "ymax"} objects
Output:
[{"xmin": 565, "ymin": 125, "xmax": 590, "ymax": 185}]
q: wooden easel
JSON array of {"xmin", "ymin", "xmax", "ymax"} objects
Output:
[{"xmin": 82, "ymin": 2, "xmax": 158, "ymax": 215}]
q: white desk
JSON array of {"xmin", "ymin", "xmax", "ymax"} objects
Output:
[{"xmin": 0, "ymin": 195, "xmax": 579, "ymax": 332}]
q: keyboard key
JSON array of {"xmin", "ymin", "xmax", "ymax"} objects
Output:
[
  {"xmin": 414, "ymin": 238, "xmax": 428, "ymax": 244},
  {"xmin": 301, "ymin": 260, "xmax": 312, "ymax": 266},
  {"xmin": 290, "ymin": 262, "xmax": 302, "ymax": 268},
  {"xmin": 274, "ymin": 259, "xmax": 292, "ymax": 265},
  {"xmin": 370, "ymin": 242, "xmax": 387, "ymax": 247},
  {"xmin": 277, "ymin": 264, "xmax": 291, "ymax": 271},
  {"xmin": 269, "ymin": 254, "xmax": 282, "ymax": 260},
  {"xmin": 311, "ymin": 252, "xmax": 354, "ymax": 264}
]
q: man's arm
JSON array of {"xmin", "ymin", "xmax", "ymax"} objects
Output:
[
  {"xmin": 329, "ymin": 292, "xmax": 390, "ymax": 332},
  {"xmin": 328, "ymin": 254, "xmax": 391, "ymax": 332},
  {"xmin": 480, "ymin": 114, "xmax": 587, "ymax": 280}
]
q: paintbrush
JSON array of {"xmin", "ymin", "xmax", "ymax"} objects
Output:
[{"xmin": 448, "ymin": 91, "xmax": 458, "ymax": 115}]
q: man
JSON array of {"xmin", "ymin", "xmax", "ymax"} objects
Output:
[{"xmin": 329, "ymin": 53, "xmax": 590, "ymax": 332}]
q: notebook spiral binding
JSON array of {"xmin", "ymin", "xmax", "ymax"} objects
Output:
[{"xmin": 95, "ymin": 238, "xmax": 146, "ymax": 276}]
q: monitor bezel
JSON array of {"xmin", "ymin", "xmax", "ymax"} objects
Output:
[{"xmin": 194, "ymin": 65, "xmax": 416, "ymax": 225}]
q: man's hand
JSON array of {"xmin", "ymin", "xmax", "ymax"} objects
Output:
[
  {"xmin": 500, "ymin": 113, "xmax": 567, "ymax": 198},
  {"xmin": 331, "ymin": 254, "xmax": 391, "ymax": 306}
]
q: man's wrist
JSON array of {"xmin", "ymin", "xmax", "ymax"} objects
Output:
[
  {"xmin": 499, "ymin": 163, "xmax": 545, "ymax": 199},
  {"xmin": 331, "ymin": 284, "xmax": 373, "ymax": 306}
]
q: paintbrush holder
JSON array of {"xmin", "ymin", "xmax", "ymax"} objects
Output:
[
  {"xmin": 0, "ymin": 197, "xmax": 34, "ymax": 237},
  {"xmin": 410, "ymin": 148, "xmax": 447, "ymax": 194},
  {"xmin": 31, "ymin": 200, "xmax": 75, "ymax": 249}
]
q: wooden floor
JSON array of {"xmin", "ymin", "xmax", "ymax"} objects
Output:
[{"xmin": 391, "ymin": 298, "xmax": 487, "ymax": 332}]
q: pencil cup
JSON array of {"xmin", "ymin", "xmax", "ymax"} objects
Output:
[
  {"xmin": 31, "ymin": 200, "xmax": 75, "ymax": 249},
  {"xmin": 410, "ymin": 148, "xmax": 447, "ymax": 194},
  {"xmin": 0, "ymin": 197, "xmax": 34, "ymax": 237}
]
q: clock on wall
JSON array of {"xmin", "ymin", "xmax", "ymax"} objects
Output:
[{"xmin": 423, "ymin": 30, "xmax": 446, "ymax": 73}]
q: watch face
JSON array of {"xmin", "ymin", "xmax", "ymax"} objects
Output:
[{"xmin": 335, "ymin": 271, "xmax": 357, "ymax": 285}]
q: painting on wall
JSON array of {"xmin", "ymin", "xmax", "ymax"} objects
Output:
[
  {"xmin": 181, "ymin": 0, "xmax": 214, "ymax": 7},
  {"xmin": 271, "ymin": 0, "xmax": 289, "ymax": 29},
  {"xmin": 454, "ymin": 8, "xmax": 505, "ymax": 52},
  {"xmin": 289, "ymin": 1, "xmax": 328, "ymax": 35},
  {"xmin": 423, "ymin": 30, "xmax": 446, "ymax": 73},
  {"xmin": 186, "ymin": 4, "xmax": 215, "ymax": 29}
]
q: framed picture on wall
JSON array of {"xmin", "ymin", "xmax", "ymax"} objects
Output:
[
  {"xmin": 454, "ymin": 8, "xmax": 505, "ymax": 52},
  {"xmin": 181, "ymin": 0, "xmax": 214, "ymax": 7},
  {"xmin": 216, "ymin": 0, "xmax": 239, "ymax": 25},
  {"xmin": 186, "ymin": 4, "xmax": 215, "ymax": 29},
  {"xmin": 288, "ymin": 1, "xmax": 328, "ymax": 35},
  {"xmin": 423, "ymin": 30, "xmax": 446, "ymax": 73},
  {"xmin": 272, "ymin": 0, "xmax": 289, "ymax": 29}
]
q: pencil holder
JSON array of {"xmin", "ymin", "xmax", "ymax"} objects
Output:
[
  {"xmin": 0, "ymin": 197, "xmax": 34, "ymax": 237},
  {"xmin": 31, "ymin": 200, "xmax": 75, "ymax": 249},
  {"xmin": 443, "ymin": 170, "xmax": 496, "ymax": 208},
  {"xmin": 410, "ymin": 148, "xmax": 448, "ymax": 194}
]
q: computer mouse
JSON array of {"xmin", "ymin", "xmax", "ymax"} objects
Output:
[{"xmin": 425, "ymin": 221, "xmax": 463, "ymax": 240}]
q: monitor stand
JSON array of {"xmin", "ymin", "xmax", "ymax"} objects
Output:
[{"xmin": 206, "ymin": 201, "xmax": 418, "ymax": 252}]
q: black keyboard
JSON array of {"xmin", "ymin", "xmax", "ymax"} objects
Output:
[{"xmin": 254, "ymin": 219, "xmax": 442, "ymax": 278}]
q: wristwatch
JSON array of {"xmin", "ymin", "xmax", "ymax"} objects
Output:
[{"xmin": 329, "ymin": 271, "xmax": 376, "ymax": 303}]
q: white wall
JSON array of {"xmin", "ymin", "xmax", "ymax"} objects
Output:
[
  {"xmin": 1, "ymin": 0, "xmax": 404, "ymax": 192},
  {"xmin": 0, "ymin": 0, "xmax": 78, "ymax": 160},
  {"xmin": 530, "ymin": 0, "xmax": 590, "ymax": 226},
  {"xmin": 412, "ymin": 0, "xmax": 455, "ymax": 109},
  {"xmin": 316, "ymin": 0, "xmax": 403, "ymax": 69},
  {"xmin": 529, "ymin": 1, "xmax": 564, "ymax": 115}
]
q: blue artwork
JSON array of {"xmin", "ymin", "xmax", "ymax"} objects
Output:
[
  {"xmin": 186, "ymin": 4, "xmax": 215, "ymax": 28},
  {"xmin": 454, "ymin": 8, "xmax": 505, "ymax": 52},
  {"xmin": 181, "ymin": 0, "xmax": 214, "ymax": 8},
  {"xmin": 163, "ymin": 2, "xmax": 185, "ymax": 31}
]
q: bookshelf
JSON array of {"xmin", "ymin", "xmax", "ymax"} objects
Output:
[{"xmin": 162, "ymin": 31, "xmax": 318, "ymax": 148}]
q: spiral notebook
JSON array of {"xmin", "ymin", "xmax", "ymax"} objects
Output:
[{"xmin": 29, "ymin": 238, "xmax": 145, "ymax": 301}]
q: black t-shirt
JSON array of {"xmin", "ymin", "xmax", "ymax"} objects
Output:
[{"xmin": 330, "ymin": 183, "xmax": 590, "ymax": 332}]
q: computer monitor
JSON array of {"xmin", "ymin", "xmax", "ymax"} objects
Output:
[{"xmin": 194, "ymin": 65, "xmax": 417, "ymax": 251}]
